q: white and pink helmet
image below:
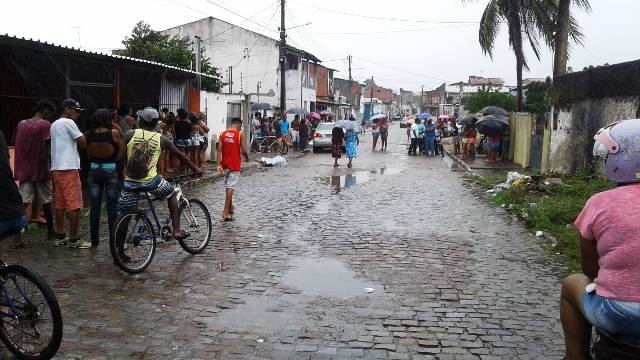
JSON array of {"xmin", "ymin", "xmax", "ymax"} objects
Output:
[{"xmin": 593, "ymin": 119, "xmax": 640, "ymax": 184}]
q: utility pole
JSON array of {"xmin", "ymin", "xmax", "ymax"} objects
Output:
[
  {"xmin": 257, "ymin": 82, "xmax": 262, "ymax": 103},
  {"xmin": 279, "ymin": 0, "xmax": 287, "ymax": 115},
  {"xmin": 420, "ymin": 85, "xmax": 424, "ymax": 112},
  {"xmin": 348, "ymin": 55, "xmax": 353, "ymax": 118},
  {"xmin": 228, "ymin": 66, "xmax": 233, "ymax": 94},
  {"xmin": 369, "ymin": 76, "xmax": 374, "ymax": 120},
  {"xmin": 194, "ymin": 35, "xmax": 202, "ymax": 90}
]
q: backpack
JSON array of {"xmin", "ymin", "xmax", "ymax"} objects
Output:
[{"xmin": 126, "ymin": 130, "xmax": 159, "ymax": 180}]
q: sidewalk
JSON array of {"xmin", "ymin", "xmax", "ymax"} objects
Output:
[{"xmin": 441, "ymin": 138, "xmax": 536, "ymax": 178}]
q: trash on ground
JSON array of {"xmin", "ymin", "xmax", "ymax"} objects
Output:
[
  {"xmin": 256, "ymin": 338, "xmax": 264, "ymax": 343},
  {"xmin": 535, "ymin": 231, "xmax": 544, "ymax": 237},
  {"xmin": 364, "ymin": 287, "xmax": 375, "ymax": 293},
  {"xmin": 494, "ymin": 172, "xmax": 533, "ymax": 192},
  {"xmin": 257, "ymin": 234, "xmax": 271, "ymax": 240},
  {"xmin": 260, "ymin": 155, "xmax": 287, "ymax": 167},
  {"xmin": 544, "ymin": 178, "xmax": 563, "ymax": 186}
]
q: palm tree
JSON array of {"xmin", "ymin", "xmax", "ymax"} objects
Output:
[
  {"xmin": 553, "ymin": 0, "xmax": 590, "ymax": 77},
  {"xmin": 466, "ymin": 0, "xmax": 557, "ymax": 111}
]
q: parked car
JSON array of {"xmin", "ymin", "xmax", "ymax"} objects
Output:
[{"xmin": 312, "ymin": 122, "xmax": 335, "ymax": 153}]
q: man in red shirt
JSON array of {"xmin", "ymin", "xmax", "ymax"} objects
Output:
[
  {"xmin": 217, "ymin": 117, "xmax": 249, "ymax": 221},
  {"xmin": 14, "ymin": 99, "xmax": 56, "ymax": 239}
]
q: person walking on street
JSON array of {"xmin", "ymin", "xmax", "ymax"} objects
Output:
[
  {"xmin": 14, "ymin": 99, "xmax": 56, "ymax": 239},
  {"xmin": 418, "ymin": 119, "xmax": 426, "ymax": 154},
  {"xmin": 0, "ymin": 130, "xmax": 27, "ymax": 247},
  {"xmin": 51, "ymin": 99, "xmax": 89, "ymax": 249},
  {"xmin": 217, "ymin": 117, "xmax": 250, "ymax": 221},
  {"xmin": 85, "ymin": 109, "xmax": 124, "ymax": 248},
  {"xmin": 371, "ymin": 119, "xmax": 380, "ymax": 151},
  {"xmin": 424, "ymin": 119, "xmax": 436, "ymax": 156},
  {"xmin": 299, "ymin": 118, "xmax": 309, "ymax": 151},
  {"xmin": 344, "ymin": 121, "xmax": 359, "ymax": 168},
  {"xmin": 291, "ymin": 115, "xmax": 300, "ymax": 151},
  {"xmin": 331, "ymin": 126, "xmax": 344, "ymax": 167},
  {"xmin": 409, "ymin": 119, "xmax": 420, "ymax": 156},
  {"xmin": 379, "ymin": 116, "xmax": 389, "ymax": 151}
]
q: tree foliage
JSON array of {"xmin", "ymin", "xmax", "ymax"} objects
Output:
[
  {"xmin": 121, "ymin": 21, "xmax": 222, "ymax": 92},
  {"xmin": 524, "ymin": 77, "xmax": 552, "ymax": 114},
  {"xmin": 465, "ymin": 88, "xmax": 517, "ymax": 113}
]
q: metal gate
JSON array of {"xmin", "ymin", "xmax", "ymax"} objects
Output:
[{"xmin": 529, "ymin": 114, "xmax": 546, "ymax": 170}]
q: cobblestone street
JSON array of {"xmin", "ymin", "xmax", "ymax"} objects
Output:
[{"xmin": 5, "ymin": 126, "xmax": 565, "ymax": 359}]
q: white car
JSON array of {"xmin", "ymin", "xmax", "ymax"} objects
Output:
[{"xmin": 312, "ymin": 122, "xmax": 335, "ymax": 153}]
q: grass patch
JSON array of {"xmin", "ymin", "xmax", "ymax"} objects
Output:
[{"xmin": 487, "ymin": 173, "xmax": 613, "ymax": 272}]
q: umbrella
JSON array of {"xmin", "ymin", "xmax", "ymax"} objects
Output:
[
  {"xmin": 438, "ymin": 114, "xmax": 450, "ymax": 120},
  {"xmin": 286, "ymin": 107, "xmax": 309, "ymax": 116},
  {"xmin": 456, "ymin": 115, "xmax": 477, "ymax": 127},
  {"xmin": 251, "ymin": 102, "xmax": 273, "ymax": 111},
  {"xmin": 479, "ymin": 106, "xmax": 509, "ymax": 117},
  {"xmin": 370, "ymin": 114, "xmax": 386, "ymax": 121},
  {"xmin": 335, "ymin": 119, "xmax": 362, "ymax": 132},
  {"xmin": 475, "ymin": 115, "xmax": 510, "ymax": 136},
  {"xmin": 417, "ymin": 113, "xmax": 432, "ymax": 120},
  {"xmin": 319, "ymin": 110, "xmax": 332, "ymax": 115},
  {"xmin": 309, "ymin": 112, "xmax": 321, "ymax": 120}
]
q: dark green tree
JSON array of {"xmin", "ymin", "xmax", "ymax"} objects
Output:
[
  {"xmin": 465, "ymin": 88, "xmax": 517, "ymax": 113},
  {"xmin": 121, "ymin": 21, "xmax": 223, "ymax": 92},
  {"xmin": 524, "ymin": 77, "xmax": 552, "ymax": 114}
]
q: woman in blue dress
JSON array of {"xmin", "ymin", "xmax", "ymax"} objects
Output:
[{"xmin": 344, "ymin": 127, "xmax": 359, "ymax": 168}]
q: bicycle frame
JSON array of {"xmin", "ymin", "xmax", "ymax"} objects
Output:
[
  {"xmin": 126, "ymin": 185, "xmax": 191, "ymax": 241},
  {"xmin": 0, "ymin": 272, "xmax": 36, "ymax": 320}
]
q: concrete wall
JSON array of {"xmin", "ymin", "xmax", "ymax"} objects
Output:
[
  {"xmin": 549, "ymin": 97, "xmax": 639, "ymax": 173},
  {"xmin": 200, "ymin": 91, "xmax": 248, "ymax": 160}
]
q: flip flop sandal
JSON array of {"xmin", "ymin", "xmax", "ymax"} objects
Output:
[
  {"xmin": 222, "ymin": 215, "xmax": 233, "ymax": 222},
  {"xmin": 173, "ymin": 230, "xmax": 191, "ymax": 241}
]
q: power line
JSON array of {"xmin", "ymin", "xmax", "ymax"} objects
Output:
[
  {"xmin": 310, "ymin": 24, "xmax": 476, "ymax": 35},
  {"xmin": 201, "ymin": 0, "xmax": 278, "ymax": 34},
  {"xmin": 352, "ymin": 56, "xmax": 453, "ymax": 83},
  {"xmin": 289, "ymin": 0, "xmax": 481, "ymax": 24},
  {"xmin": 230, "ymin": 4, "xmax": 280, "ymax": 68},
  {"xmin": 202, "ymin": 0, "xmax": 280, "ymax": 41}
]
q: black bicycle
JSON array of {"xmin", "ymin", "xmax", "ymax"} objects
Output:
[
  {"xmin": 111, "ymin": 179, "xmax": 212, "ymax": 274},
  {"xmin": 250, "ymin": 135, "xmax": 288, "ymax": 155},
  {"xmin": 0, "ymin": 231, "xmax": 63, "ymax": 359}
]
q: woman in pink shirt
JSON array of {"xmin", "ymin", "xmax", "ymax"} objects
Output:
[{"xmin": 561, "ymin": 119, "xmax": 640, "ymax": 359}]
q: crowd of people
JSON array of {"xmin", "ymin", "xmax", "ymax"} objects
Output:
[
  {"xmin": 1, "ymin": 98, "xmax": 226, "ymax": 250},
  {"xmin": 251, "ymin": 112, "xmax": 317, "ymax": 152}
]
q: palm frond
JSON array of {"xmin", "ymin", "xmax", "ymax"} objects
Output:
[
  {"xmin": 572, "ymin": 0, "xmax": 591, "ymax": 11},
  {"xmin": 478, "ymin": 0, "xmax": 504, "ymax": 58}
]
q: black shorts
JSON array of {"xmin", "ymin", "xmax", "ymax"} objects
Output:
[{"xmin": 200, "ymin": 137, "xmax": 209, "ymax": 151}]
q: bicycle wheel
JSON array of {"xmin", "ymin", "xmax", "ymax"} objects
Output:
[
  {"xmin": 177, "ymin": 199, "xmax": 212, "ymax": 254},
  {"xmin": 250, "ymin": 140, "xmax": 260, "ymax": 153},
  {"xmin": 110, "ymin": 211, "xmax": 156, "ymax": 274},
  {"xmin": 0, "ymin": 264, "xmax": 63, "ymax": 360},
  {"xmin": 278, "ymin": 140, "xmax": 289, "ymax": 155}
]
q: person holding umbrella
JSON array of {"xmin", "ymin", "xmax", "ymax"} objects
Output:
[{"xmin": 344, "ymin": 118, "xmax": 359, "ymax": 168}]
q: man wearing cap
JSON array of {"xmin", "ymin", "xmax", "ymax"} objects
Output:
[
  {"xmin": 118, "ymin": 107, "xmax": 202, "ymax": 242},
  {"xmin": 51, "ymin": 98, "xmax": 88, "ymax": 249}
]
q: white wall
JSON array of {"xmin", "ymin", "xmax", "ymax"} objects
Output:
[
  {"xmin": 162, "ymin": 18, "xmax": 280, "ymax": 107},
  {"xmin": 200, "ymin": 91, "xmax": 247, "ymax": 160}
]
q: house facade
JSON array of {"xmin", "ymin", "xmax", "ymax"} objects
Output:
[{"xmin": 160, "ymin": 17, "xmax": 320, "ymax": 113}]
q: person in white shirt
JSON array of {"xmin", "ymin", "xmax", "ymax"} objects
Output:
[
  {"xmin": 408, "ymin": 119, "xmax": 421, "ymax": 155},
  {"xmin": 50, "ymin": 99, "xmax": 89, "ymax": 249}
]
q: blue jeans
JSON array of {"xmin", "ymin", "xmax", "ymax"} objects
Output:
[
  {"xmin": 0, "ymin": 216, "xmax": 26, "ymax": 240},
  {"xmin": 425, "ymin": 138, "xmax": 435, "ymax": 154},
  {"xmin": 88, "ymin": 165, "xmax": 119, "ymax": 246},
  {"xmin": 583, "ymin": 291, "xmax": 640, "ymax": 337}
]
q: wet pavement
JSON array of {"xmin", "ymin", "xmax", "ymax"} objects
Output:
[{"xmin": 4, "ymin": 125, "xmax": 565, "ymax": 359}]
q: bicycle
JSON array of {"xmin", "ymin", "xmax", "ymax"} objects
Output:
[
  {"xmin": 0, "ymin": 231, "xmax": 63, "ymax": 359},
  {"xmin": 110, "ymin": 177, "xmax": 212, "ymax": 274},
  {"xmin": 250, "ymin": 135, "xmax": 288, "ymax": 155}
]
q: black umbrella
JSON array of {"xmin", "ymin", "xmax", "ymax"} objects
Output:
[
  {"xmin": 479, "ymin": 106, "xmax": 509, "ymax": 117},
  {"xmin": 456, "ymin": 115, "xmax": 477, "ymax": 127},
  {"xmin": 251, "ymin": 102, "xmax": 273, "ymax": 111},
  {"xmin": 475, "ymin": 115, "xmax": 510, "ymax": 136}
]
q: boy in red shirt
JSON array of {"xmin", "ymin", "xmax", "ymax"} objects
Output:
[{"xmin": 217, "ymin": 118, "xmax": 249, "ymax": 221}]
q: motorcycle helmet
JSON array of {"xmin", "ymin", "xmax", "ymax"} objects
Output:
[{"xmin": 593, "ymin": 118, "xmax": 640, "ymax": 184}]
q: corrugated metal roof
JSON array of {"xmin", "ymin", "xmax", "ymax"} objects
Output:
[{"xmin": 0, "ymin": 33, "xmax": 216, "ymax": 78}]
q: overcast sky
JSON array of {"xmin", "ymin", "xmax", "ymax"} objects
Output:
[{"xmin": 3, "ymin": 0, "xmax": 638, "ymax": 92}]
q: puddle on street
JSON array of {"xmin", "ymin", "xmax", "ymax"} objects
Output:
[
  {"xmin": 281, "ymin": 257, "xmax": 381, "ymax": 298},
  {"xmin": 319, "ymin": 167, "xmax": 404, "ymax": 193},
  {"xmin": 206, "ymin": 297, "xmax": 300, "ymax": 332},
  {"xmin": 442, "ymin": 156, "xmax": 463, "ymax": 172}
]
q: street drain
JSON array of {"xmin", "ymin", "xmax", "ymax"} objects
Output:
[{"xmin": 281, "ymin": 257, "xmax": 380, "ymax": 298}]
